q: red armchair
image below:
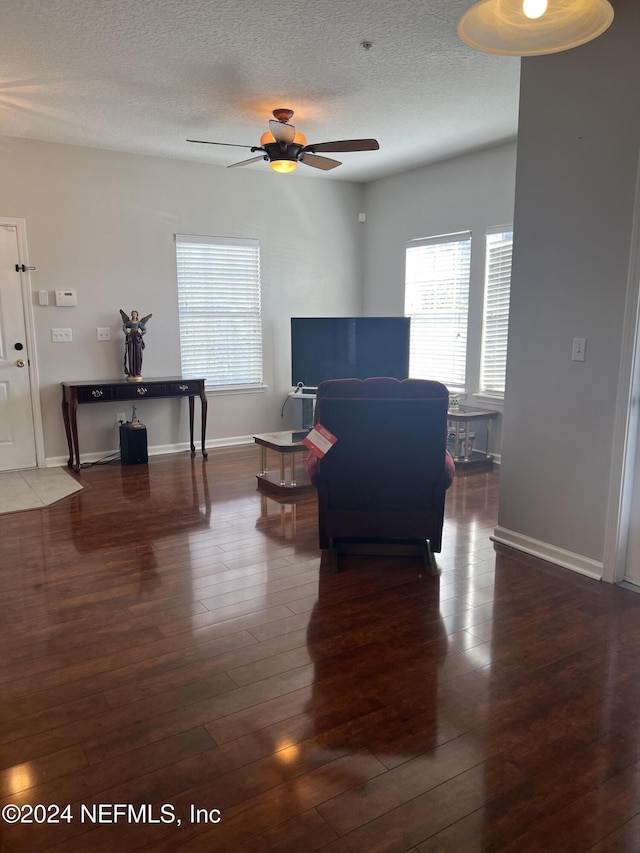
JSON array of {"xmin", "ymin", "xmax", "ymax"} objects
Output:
[{"xmin": 306, "ymin": 377, "xmax": 454, "ymax": 572}]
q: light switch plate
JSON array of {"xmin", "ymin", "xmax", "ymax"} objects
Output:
[
  {"xmin": 572, "ymin": 337, "xmax": 586, "ymax": 362},
  {"xmin": 51, "ymin": 328, "xmax": 72, "ymax": 342}
]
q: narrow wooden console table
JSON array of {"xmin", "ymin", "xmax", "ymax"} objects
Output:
[{"xmin": 61, "ymin": 377, "xmax": 207, "ymax": 472}]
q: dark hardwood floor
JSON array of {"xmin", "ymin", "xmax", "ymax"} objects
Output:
[{"xmin": 2, "ymin": 447, "xmax": 640, "ymax": 852}]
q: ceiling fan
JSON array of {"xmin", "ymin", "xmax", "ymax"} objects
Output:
[{"xmin": 187, "ymin": 108, "xmax": 379, "ymax": 174}]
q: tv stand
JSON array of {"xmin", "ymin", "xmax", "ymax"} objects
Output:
[{"xmin": 288, "ymin": 389, "xmax": 316, "ymax": 429}]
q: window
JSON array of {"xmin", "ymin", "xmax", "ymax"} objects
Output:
[
  {"xmin": 175, "ymin": 234, "xmax": 263, "ymax": 389},
  {"xmin": 404, "ymin": 232, "xmax": 471, "ymax": 389},
  {"xmin": 480, "ymin": 229, "xmax": 513, "ymax": 395}
]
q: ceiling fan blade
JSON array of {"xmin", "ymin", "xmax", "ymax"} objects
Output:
[
  {"xmin": 228, "ymin": 155, "xmax": 266, "ymax": 169},
  {"xmin": 187, "ymin": 139, "xmax": 255, "ymax": 149},
  {"xmin": 304, "ymin": 139, "xmax": 380, "ymax": 153},
  {"xmin": 268, "ymin": 120, "xmax": 296, "ymax": 145},
  {"xmin": 300, "ymin": 152, "xmax": 342, "ymax": 171}
]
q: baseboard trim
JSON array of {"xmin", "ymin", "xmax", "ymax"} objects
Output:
[
  {"xmin": 45, "ymin": 435, "xmax": 256, "ymax": 468},
  {"xmin": 491, "ymin": 526, "xmax": 603, "ymax": 581}
]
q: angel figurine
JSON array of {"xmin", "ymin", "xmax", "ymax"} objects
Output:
[{"xmin": 120, "ymin": 308, "xmax": 152, "ymax": 381}]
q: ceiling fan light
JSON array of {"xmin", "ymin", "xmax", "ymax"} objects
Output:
[
  {"xmin": 262, "ymin": 127, "xmax": 305, "ymax": 147},
  {"xmin": 269, "ymin": 159, "xmax": 298, "ymax": 174},
  {"xmin": 457, "ymin": 0, "xmax": 614, "ymax": 56}
]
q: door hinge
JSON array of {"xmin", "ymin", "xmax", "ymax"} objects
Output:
[{"xmin": 15, "ymin": 264, "xmax": 36, "ymax": 272}]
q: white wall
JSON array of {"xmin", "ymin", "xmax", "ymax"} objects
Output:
[
  {"xmin": 496, "ymin": 0, "xmax": 640, "ymax": 575},
  {"xmin": 360, "ymin": 141, "xmax": 518, "ymax": 455},
  {"xmin": 0, "ymin": 138, "xmax": 363, "ymax": 462}
]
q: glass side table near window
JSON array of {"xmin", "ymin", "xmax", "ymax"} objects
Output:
[
  {"xmin": 447, "ymin": 408, "xmax": 498, "ymax": 470},
  {"xmin": 253, "ymin": 430, "xmax": 313, "ymax": 495}
]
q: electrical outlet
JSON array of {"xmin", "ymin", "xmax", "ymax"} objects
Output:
[
  {"xmin": 116, "ymin": 412, "xmax": 126, "ymax": 426},
  {"xmin": 97, "ymin": 327, "xmax": 111, "ymax": 341},
  {"xmin": 51, "ymin": 328, "xmax": 72, "ymax": 342}
]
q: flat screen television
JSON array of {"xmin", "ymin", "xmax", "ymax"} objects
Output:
[{"xmin": 290, "ymin": 317, "xmax": 410, "ymax": 389}]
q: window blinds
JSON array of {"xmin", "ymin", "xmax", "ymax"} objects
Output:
[
  {"xmin": 404, "ymin": 232, "xmax": 471, "ymax": 389},
  {"xmin": 175, "ymin": 235, "xmax": 263, "ymax": 388},
  {"xmin": 481, "ymin": 230, "xmax": 513, "ymax": 395}
]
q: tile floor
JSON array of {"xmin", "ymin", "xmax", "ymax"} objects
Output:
[{"xmin": 0, "ymin": 466, "xmax": 83, "ymax": 514}]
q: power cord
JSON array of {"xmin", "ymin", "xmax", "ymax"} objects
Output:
[
  {"xmin": 80, "ymin": 451, "xmax": 121, "ymax": 468},
  {"xmin": 281, "ymin": 382, "xmax": 304, "ymax": 417}
]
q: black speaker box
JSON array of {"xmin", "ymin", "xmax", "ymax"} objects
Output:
[{"xmin": 120, "ymin": 423, "xmax": 148, "ymax": 465}]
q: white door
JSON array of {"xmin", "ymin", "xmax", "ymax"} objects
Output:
[
  {"xmin": 608, "ymin": 154, "xmax": 640, "ymax": 585},
  {"xmin": 624, "ymin": 446, "xmax": 640, "ymax": 585},
  {"xmin": 0, "ymin": 224, "xmax": 37, "ymax": 470}
]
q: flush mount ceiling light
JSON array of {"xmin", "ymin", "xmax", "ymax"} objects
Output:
[{"xmin": 457, "ymin": 0, "xmax": 614, "ymax": 56}]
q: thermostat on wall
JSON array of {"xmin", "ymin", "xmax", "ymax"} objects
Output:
[{"xmin": 55, "ymin": 290, "xmax": 77, "ymax": 306}]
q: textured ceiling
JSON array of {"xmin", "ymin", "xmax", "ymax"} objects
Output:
[{"xmin": 0, "ymin": 0, "xmax": 521, "ymax": 181}]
